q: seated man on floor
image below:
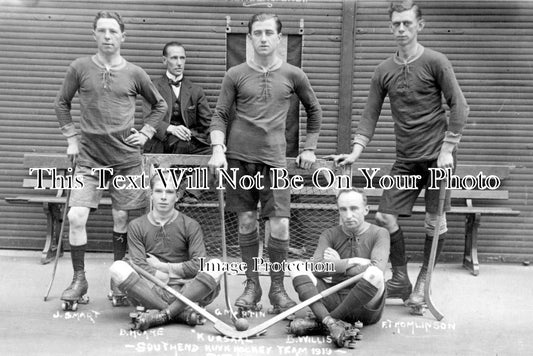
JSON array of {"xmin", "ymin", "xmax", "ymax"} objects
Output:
[
  {"xmin": 109, "ymin": 172, "xmax": 222, "ymax": 331},
  {"xmin": 288, "ymin": 188, "xmax": 390, "ymax": 347}
]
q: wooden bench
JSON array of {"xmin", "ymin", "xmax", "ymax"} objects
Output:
[
  {"xmin": 144, "ymin": 154, "xmax": 520, "ymax": 276},
  {"xmin": 6, "ymin": 153, "xmax": 520, "ymax": 275},
  {"xmin": 287, "ymin": 159, "xmax": 520, "ymax": 276},
  {"xmin": 5, "ymin": 153, "xmax": 112, "ymax": 264}
]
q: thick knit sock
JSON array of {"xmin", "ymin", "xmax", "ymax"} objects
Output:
[
  {"xmin": 70, "ymin": 244, "xmax": 86, "ymax": 272},
  {"xmin": 389, "ymin": 228, "xmax": 406, "ymax": 267},
  {"xmin": 292, "ymin": 275, "xmax": 329, "ymax": 321},
  {"xmin": 112, "ymin": 231, "xmax": 128, "ymax": 261},
  {"xmin": 422, "ymin": 233, "xmax": 446, "ymax": 268},
  {"xmin": 239, "ymin": 230, "xmax": 259, "ymax": 279},
  {"xmin": 330, "ymin": 279, "xmax": 378, "ymax": 321},
  {"xmin": 268, "ymin": 236, "xmax": 289, "ymax": 280},
  {"xmin": 166, "ymin": 272, "xmax": 217, "ymax": 318},
  {"xmin": 118, "ymin": 272, "xmax": 168, "ymax": 310}
]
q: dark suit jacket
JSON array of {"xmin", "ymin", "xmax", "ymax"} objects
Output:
[{"xmin": 143, "ymin": 75, "xmax": 212, "ymax": 153}]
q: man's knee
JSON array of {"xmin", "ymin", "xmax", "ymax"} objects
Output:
[
  {"xmin": 269, "ymin": 217, "xmax": 289, "ymax": 240},
  {"xmin": 238, "ymin": 211, "xmax": 257, "ymax": 234},
  {"xmin": 109, "ymin": 260, "xmax": 135, "ymax": 284},
  {"xmin": 202, "ymin": 258, "xmax": 224, "ymax": 282},
  {"xmin": 112, "ymin": 209, "xmax": 129, "ymax": 231},
  {"xmin": 362, "ymin": 265, "xmax": 384, "ymax": 289},
  {"xmin": 375, "ymin": 212, "xmax": 398, "ymax": 233},
  {"xmin": 67, "ymin": 207, "xmax": 90, "ymax": 229},
  {"xmin": 424, "ymin": 212, "xmax": 447, "ymax": 237}
]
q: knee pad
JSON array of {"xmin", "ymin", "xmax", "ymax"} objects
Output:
[
  {"xmin": 109, "ymin": 260, "xmax": 134, "ymax": 284},
  {"xmin": 238, "ymin": 212, "xmax": 257, "ymax": 234},
  {"xmin": 269, "ymin": 217, "xmax": 289, "ymax": 240},
  {"xmin": 375, "ymin": 212, "xmax": 399, "ymax": 232},
  {"xmin": 363, "ymin": 265, "xmax": 384, "ymax": 287},
  {"xmin": 289, "ymin": 261, "xmax": 317, "ymax": 285},
  {"xmin": 202, "ymin": 258, "xmax": 224, "ymax": 281},
  {"xmin": 424, "ymin": 212, "xmax": 448, "ymax": 236}
]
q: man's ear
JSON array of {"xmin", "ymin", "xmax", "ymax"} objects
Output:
[{"xmin": 418, "ymin": 19, "xmax": 425, "ymax": 31}]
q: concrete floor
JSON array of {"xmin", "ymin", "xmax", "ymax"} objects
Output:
[{"xmin": 0, "ymin": 250, "xmax": 532, "ymax": 356}]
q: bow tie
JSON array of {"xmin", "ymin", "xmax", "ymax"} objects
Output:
[{"xmin": 168, "ymin": 78, "xmax": 182, "ymax": 87}]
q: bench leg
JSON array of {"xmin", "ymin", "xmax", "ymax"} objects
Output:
[
  {"xmin": 463, "ymin": 213, "xmax": 480, "ymax": 276},
  {"xmin": 41, "ymin": 202, "xmax": 63, "ymax": 264}
]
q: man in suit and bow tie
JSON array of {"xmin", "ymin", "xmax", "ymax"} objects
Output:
[{"xmin": 143, "ymin": 41, "xmax": 212, "ymax": 155}]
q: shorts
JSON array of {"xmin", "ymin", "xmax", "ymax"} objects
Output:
[
  {"xmin": 153, "ymin": 279, "xmax": 221, "ymax": 307},
  {"xmin": 378, "ymin": 158, "xmax": 454, "ymax": 217},
  {"xmin": 69, "ymin": 164, "xmax": 148, "ymax": 211},
  {"xmin": 224, "ymin": 159, "xmax": 290, "ymax": 218},
  {"xmin": 317, "ymin": 278, "xmax": 386, "ymax": 325}
]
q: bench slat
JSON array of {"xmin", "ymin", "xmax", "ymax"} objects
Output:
[
  {"xmin": 291, "ymin": 187, "xmax": 509, "ymax": 200},
  {"xmin": 289, "ymin": 202, "xmax": 518, "ymax": 215},
  {"xmin": 23, "ymin": 153, "xmax": 72, "ymax": 169},
  {"xmin": 143, "ymin": 154, "xmax": 512, "ymax": 179},
  {"xmin": 5, "ymin": 195, "xmax": 113, "ymax": 206}
]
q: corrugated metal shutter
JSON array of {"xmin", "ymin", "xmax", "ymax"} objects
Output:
[
  {"xmin": 352, "ymin": 0, "xmax": 533, "ymax": 262},
  {"xmin": 0, "ymin": 0, "xmax": 343, "ymax": 252}
]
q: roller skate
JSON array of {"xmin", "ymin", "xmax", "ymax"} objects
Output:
[
  {"xmin": 175, "ymin": 306, "xmax": 205, "ymax": 326},
  {"xmin": 287, "ymin": 317, "xmax": 323, "ymax": 336},
  {"xmin": 60, "ymin": 270, "xmax": 89, "ymax": 311},
  {"xmin": 129, "ymin": 306, "xmax": 171, "ymax": 331},
  {"xmin": 267, "ymin": 278, "xmax": 296, "ymax": 316},
  {"xmin": 386, "ymin": 265, "xmax": 412, "ymax": 302},
  {"xmin": 322, "ymin": 316, "xmax": 362, "ymax": 348},
  {"xmin": 406, "ymin": 268, "xmax": 427, "ymax": 315},
  {"xmin": 107, "ymin": 279, "xmax": 129, "ymax": 307},
  {"xmin": 343, "ymin": 321, "xmax": 363, "ymax": 349},
  {"xmin": 235, "ymin": 278, "xmax": 263, "ymax": 318}
]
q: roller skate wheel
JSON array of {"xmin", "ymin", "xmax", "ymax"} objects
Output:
[
  {"xmin": 286, "ymin": 314, "xmax": 296, "ymax": 321},
  {"xmin": 409, "ymin": 305, "xmax": 425, "ymax": 316},
  {"xmin": 71, "ymin": 303, "xmax": 78, "ymax": 311},
  {"xmin": 346, "ymin": 341, "xmax": 357, "ymax": 349},
  {"xmin": 353, "ymin": 321, "xmax": 363, "ymax": 329},
  {"xmin": 80, "ymin": 295, "xmax": 90, "ymax": 304},
  {"xmin": 112, "ymin": 298, "xmax": 118, "ymax": 307},
  {"xmin": 107, "ymin": 291, "xmax": 113, "ymax": 300},
  {"xmin": 61, "ymin": 302, "xmax": 68, "ymax": 311},
  {"xmin": 355, "ymin": 334, "xmax": 363, "ymax": 341},
  {"xmin": 346, "ymin": 329, "xmax": 358, "ymax": 337}
]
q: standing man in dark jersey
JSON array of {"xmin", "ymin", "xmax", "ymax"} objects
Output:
[
  {"xmin": 209, "ymin": 13, "xmax": 322, "ymax": 314},
  {"xmin": 54, "ymin": 11, "xmax": 166, "ymax": 307},
  {"xmin": 330, "ymin": 1, "xmax": 468, "ymax": 308}
]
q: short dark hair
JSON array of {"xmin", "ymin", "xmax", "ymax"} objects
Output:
[
  {"xmin": 247, "ymin": 13, "xmax": 282, "ymax": 34},
  {"xmin": 150, "ymin": 171, "xmax": 177, "ymax": 191},
  {"xmin": 162, "ymin": 41, "xmax": 186, "ymax": 57},
  {"xmin": 336, "ymin": 188, "xmax": 368, "ymax": 206},
  {"xmin": 388, "ymin": 1, "xmax": 422, "ymax": 20},
  {"xmin": 93, "ymin": 11, "xmax": 125, "ymax": 32}
]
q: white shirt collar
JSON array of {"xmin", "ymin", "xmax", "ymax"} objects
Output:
[{"xmin": 166, "ymin": 71, "xmax": 183, "ymax": 82}]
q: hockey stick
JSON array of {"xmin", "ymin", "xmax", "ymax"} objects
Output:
[
  {"xmin": 44, "ymin": 158, "xmax": 76, "ymax": 301},
  {"xmin": 424, "ymin": 181, "xmax": 445, "ymax": 321},
  {"xmin": 131, "ymin": 260, "xmax": 364, "ymax": 339},
  {"xmin": 129, "ymin": 262, "xmax": 241, "ymax": 338},
  {"xmin": 236, "ymin": 271, "xmax": 364, "ymax": 338},
  {"xmin": 218, "ymin": 189, "xmax": 248, "ymax": 330}
]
